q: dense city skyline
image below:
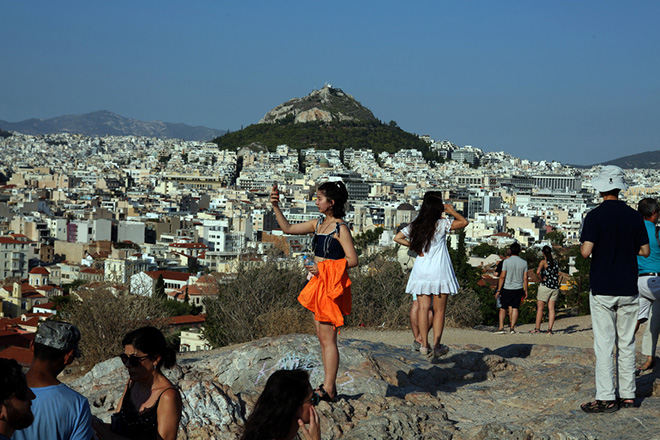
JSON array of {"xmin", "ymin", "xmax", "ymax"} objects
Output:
[{"xmin": 2, "ymin": 1, "xmax": 659, "ymax": 166}]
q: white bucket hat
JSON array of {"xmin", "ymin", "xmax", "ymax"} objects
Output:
[{"xmin": 591, "ymin": 165, "xmax": 628, "ymax": 193}]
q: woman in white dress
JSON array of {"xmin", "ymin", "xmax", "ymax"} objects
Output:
[{"xmin": 394, "ymin": 191, "xmax": 469, "ymax": 358}]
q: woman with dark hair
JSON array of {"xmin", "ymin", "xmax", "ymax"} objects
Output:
[
  {"xmin": 270, "ymin": 180, "xmax": 358, "ymax": 402},
  {"xmin": 240, "ymin": 369, "xmax": 320, "ymax": 440},
  {"xmin": 533, "ymin": 246, "xmax": 560, "ymax": 334},
  {"xmin": 93, "ymin": 326, "xmax": 182, "ymax": 440},
  {"xmin": 394, "ymin": 191, "xmax": 468, "ymax": 357}
]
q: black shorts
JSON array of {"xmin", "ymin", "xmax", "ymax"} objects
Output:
[{"xmin": 500, "ymin": 288, "xmax": 524, "ymax": 309}]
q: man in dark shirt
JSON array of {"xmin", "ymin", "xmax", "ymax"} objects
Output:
[{"xmin": 579, "ymin": 165, "xmax": 650, "ymax": 413}]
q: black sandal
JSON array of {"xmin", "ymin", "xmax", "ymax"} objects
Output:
[
  {"xmin": 580, "ymin": 400, "xmax": 619, "ymax": 413},
  {"xmin": 314, "ymin": 384, "xmax": 335, "ymax": 402},
  {"xmin": 618, "ymin": 398, "xmax": 634, "ymax": 409}
]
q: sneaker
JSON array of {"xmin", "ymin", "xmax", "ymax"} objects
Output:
[
  {"xmin": 419, "ymin": 346, "xmax": 430, "ymax": 356},
  {"xmin": 411, "ymin": 340, "xmax": 421, "ymax": 351},
  {"xmin": 494, "ymin": 328, "xmax": 506, "ymax": 334},
  {"xmin": 433, "ymin": 344, "xmax": 449, "ymax": 357},
  {"xmin": 509, "ymin": 328, "xmax": 516, "ymax": 334}
]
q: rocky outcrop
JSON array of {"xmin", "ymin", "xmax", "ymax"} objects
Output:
[
  {"xmin": 259, "ymin": 85, "xmax": 377, "ymax": 125},
  {"xmin": 72, "ymin": 334, "xmax": 660, "ymax": 439}
]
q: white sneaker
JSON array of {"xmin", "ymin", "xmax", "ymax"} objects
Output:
[
  {"xmin": 419, "ymin": 346, "xmax": 430, "ymax": 356},
  {"xmin": 494, "ymin": 329, "xmax": 506, "ymax": 334}
]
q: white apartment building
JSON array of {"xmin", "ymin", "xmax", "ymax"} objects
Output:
[{"xmin": 118, "ymin": 220, "xmax": 146, "ymax": 244}]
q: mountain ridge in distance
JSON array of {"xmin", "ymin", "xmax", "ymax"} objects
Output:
[
  {"xmin": 569, "ymin": 149, "xmax": 660, "ymax": 170},
  {"xmin": 0, "ymin": 110, "xmax": 227, "ymax": 141}
]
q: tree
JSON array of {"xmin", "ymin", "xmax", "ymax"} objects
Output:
[
  {"xmin": 162, "ymin": 298, "xmax": 200, "ymax": 317},
  {"xmin": 62, "ymin": 279, "xmax": 88, "ymax": 295},
  {"xmin": 545, "ymin": 230, "xmax": 565, "ymax": 246},
  {"xmin": 567, "ymin": 245, "xmax": 591, "ymax": 315},
  {"xmin": 347, "ymin": 252, "xmax": 409, "ymax": 328},
  {"xmin": 353, "ymin": 227, "xmax": 384, "ymax": 255},
  {"xmin": 447, "ymin": 231, "xmax": 492, "ymax": 325},
  {"xmin": 471, "ymin": 243, "xmax": 500, "ymax": 258},
  {"xmin": 60, "ymin": 284, "xmax": 169, "ymax": 367},
  {"xmin": 203, "ymin": 262, "xmax": 309, "ymax": 347},
  {"xmin": 520, "ymin": 247, "xmax": 542, "ymax": 270},
  {"xmin": 154, "ymin": 274, "xmax": 166, "ymax": 300}
]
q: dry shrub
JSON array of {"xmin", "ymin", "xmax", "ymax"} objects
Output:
[
  {"xmin": 204, "ymin": 262, "xmax": 307, "ymax": 347},
  {"xmin": 255, "ymin": 306, "xmax": 315, "ymax": 337},
  {"xmin": 61, "ymin": 283, "xmax": 169, "ymax": 366},
  {"xmin": 347, "ymin": 255, "xmax": 410, "ymax": 328},
  {"xmin": 445, "ymin": 287, "xmax": 483, "ymax": 328}
]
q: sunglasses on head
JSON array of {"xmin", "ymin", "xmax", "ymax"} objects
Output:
[{"xmin": 120, "ymin": 353, "xmax": 150, "ymax": 367}]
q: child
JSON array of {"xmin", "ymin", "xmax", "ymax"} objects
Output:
[
  {"xmin": 394, "ymin": 191, "xmax": 469, "ymax": 357},
  {"xmin": 270, "ymin": 181, "xmax": 358, "ymax": 402}
]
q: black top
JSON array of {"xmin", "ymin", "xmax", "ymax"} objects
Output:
[
  {"xmin": 312, "ymin": 217, "xmax": 348, "ymax": 260},
  {"xmin": 114, "ymin": 381, "xmax": 177, "ymax": 440},
  {"xmin": 541, "ymin": 260, "xmax": 560, "ymax": 289},
  {"xmin": 580, "ymin": 200, "xmax": 648, "ymax": 296}
]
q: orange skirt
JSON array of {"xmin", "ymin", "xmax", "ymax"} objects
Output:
[{"xmin": 298, "ymin": 258, "xmax": 351, "ymax": 328}]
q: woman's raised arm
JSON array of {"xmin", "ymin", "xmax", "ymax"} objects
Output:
[{"xmin": 270, "ymin": 184, "xmax": 316, "ymax": 235}]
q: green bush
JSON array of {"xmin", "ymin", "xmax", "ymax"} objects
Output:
[{"xmin": 517, "ymin": 284, "xmax": 538, "ymax": 325}]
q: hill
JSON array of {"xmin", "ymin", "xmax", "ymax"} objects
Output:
[
  {"xmin": 0, "ymin": 110, "xmax": 227, "ymax": 141},
  {"xmin": 213, "ymin": 85, "xmax": 438, "ymax": 159},
  {"xmin": 597, "ymin": 149, "xmax": 660, "ymax": 169}
]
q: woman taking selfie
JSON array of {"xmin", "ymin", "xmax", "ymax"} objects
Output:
[{"xmin": 270, "ymin": 181, "xmax": 358, "ymax": 402}]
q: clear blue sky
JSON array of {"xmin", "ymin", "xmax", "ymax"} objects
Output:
[{"xmin": 2, "ymin": 1, "xmax": 659, "ymax": 165}]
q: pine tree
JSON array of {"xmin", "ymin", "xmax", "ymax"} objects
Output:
[{"xmin": 154, "ymin": 274, "xmax": 166, "ymax": 300}]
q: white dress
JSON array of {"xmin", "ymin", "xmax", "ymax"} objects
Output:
[{"xmin": 403, "ymin": 218, "xmax": 459, "ymax": 297}]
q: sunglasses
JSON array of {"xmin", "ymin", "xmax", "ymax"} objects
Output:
[
  {"xmin": 120, "ymin": 353, "xmax": 150, "ymax": 367},
  {"xmin": 307, "ymin": 393, "xmax": 320, "ymax": 407}
]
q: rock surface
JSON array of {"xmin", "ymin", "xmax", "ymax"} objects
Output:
[
  {"xmin": 259, "ymin": 85, "xmax": 376, "ymax": 125},
  {"xmin": 72, "ymin": 334, "xmax": 660, "ymax": 439}
]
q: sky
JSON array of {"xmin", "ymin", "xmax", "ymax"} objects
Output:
[{"xmin": 2, "ymin": 1, "xmax": 659, "ymax": 165}]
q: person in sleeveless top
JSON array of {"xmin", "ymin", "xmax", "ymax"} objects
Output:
[
  {"xmin": 533, "ymin": 246, "xmax": 560, "ymax": 334},
  {"xmin": 270, "ymin": 181, "xmax": 358, "ymax": 402},
  {"xmin": 394, "ymin": 191, "xmax": 469, "ymax": 358},
  {"xmin": 240, "ymin": 369, "xmax": 320, "ymax": 440},
  {"xmin": 93, "ymin": 326, "xmax": 182, "ymax": 440}
]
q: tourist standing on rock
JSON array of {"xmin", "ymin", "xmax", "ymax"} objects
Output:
[
  {"xmin": 0, "ymin": 358, "xmax": 35, "ymax": 440},
  {"xmin": 394, "ymin": 191, "xmax": 469, "ymax": 358},
  {"xmin": 240, "ymin": 369, "xmax": 320, "ymax": 440},
  {"xmin": 579, "ymin": 165, "xmax": 649, "ymax": 413},
  {"xmin": 93, "ymin": 326, "xmax": 182, "ymax": 439},
  {"xmin": 495, "ymin": 242, "xmax": 528, "ymax": 334},
  {"xmin": 532, "ymin": 246, "xmax": 560, "ymax": 334},
  {"xmin": 271, "ymin": 181, "xmax": 358, "ymax": 403},
  {"xmin": 634, "ymin": 197, "xmax": 660, "ymax": 376},
  {"xmin": 13, "ymin": 320, "xmax": 93, "ymax": 440}
]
